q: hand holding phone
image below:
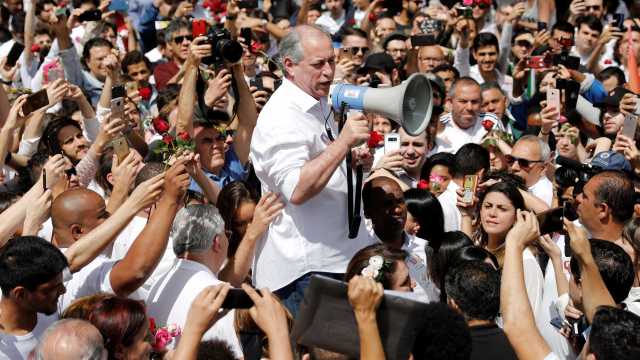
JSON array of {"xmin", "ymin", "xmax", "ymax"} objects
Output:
[
  {"xmin": 5, "ymin": 42, "xmax": 25, "ymax": 68},
  {"xmin": 384, "ymin": 133, "xmax": 400, "ymax": 154},
  {"xmin": 221, "ymin": 288, "xmax": 254, "ymax": 309},
  {"xmin": 622, "ymin": 114, "xmax": 638, "ymax": 139},
  {"xmin": 462, "ymin": 175, "xmax": 478, "ymax": 204}
]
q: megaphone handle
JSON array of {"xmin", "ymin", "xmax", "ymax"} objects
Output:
[{"xmin": 346, "ymin": 147, "xmax": 355, "ymax": 239}]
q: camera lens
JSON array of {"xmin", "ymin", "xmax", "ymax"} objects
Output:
[{"xmin": 218, "ymin": 40, "xmax": 243, "ymax": 63}]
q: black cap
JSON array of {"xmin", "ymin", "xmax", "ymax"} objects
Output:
[
  {"xmin": 595, "ymin": 87, "xmax": 632, "ymax": 108},
  {"xmin": 382, "ymin": 32, "xmax": 408, "ymax": 50},
  {"xmin": 357, "ymin": 52, "xmax": 396, "ymax": 74}
]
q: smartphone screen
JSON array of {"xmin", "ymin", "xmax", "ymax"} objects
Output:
[
  {"xmin": 462, "ymin": 175, "xmax": 478, "ymax": 204},
  {"xmin": 23, "ymin": 89, "xmax": 49, "ymax": 116},
  {"xmin": 537, "ymin": 207, "xmax": 564, "ymax": 235},
  {"xmin": 622, "ymin": 114, "xmax": 638, "ymax": 139},
  {"xmin": 410, "ymin": 35, "xmax": 436, "ymax": 47},
  {"xmin": 6, "ymin": 42, "xmax": 25, "ymax": 68},
  {"xmin": 221, "ymin": 288, "xmax": 254, "ymax": 309},
  {"xmin": 384, "ymin": 133, "xmax": 400, "ymax": 154}
]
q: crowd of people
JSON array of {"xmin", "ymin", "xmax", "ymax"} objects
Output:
[{"xmin": 0, "ymin": 0, "xmax": 640, "ymax": 359}]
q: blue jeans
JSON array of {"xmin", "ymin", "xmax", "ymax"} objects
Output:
[{"xmin": 274, "ymin": 271, "xmax": 343, "ymax": 318}]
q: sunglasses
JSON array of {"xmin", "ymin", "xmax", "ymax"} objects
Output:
[
  {"xmin": 173, "ymin": 35, "xmax": 193, "ymax": 44},
  {"xmin": 515, "ymin": 40, "xmax": 533, "ymax": 48},
  {"xmin": 505, "ymin": 155, "xmax": 544, "ymax": 169},
  {"xmin": 343, "ymin": 47, "xmax": 370, "ymax": 55}
]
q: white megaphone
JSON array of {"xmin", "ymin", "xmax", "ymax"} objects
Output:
[{"xmin": 329, "ymin": 73, "xmax": 434, "ymax": 136}]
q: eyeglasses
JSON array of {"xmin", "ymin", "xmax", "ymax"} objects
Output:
[
  {"xmin": 173, "ymin": 35, "xmax": 193, "ymax": 44},
  {"xmin": 343, "ymin": 47, "xmax": 369, "ymax": 55},
  {"xmin": 505, "ymin": 155, "xmax": 544, "ymax": 169},
  {"xmin": 515, "ymin": 40, "xmax": 532, "ymax": 48}
]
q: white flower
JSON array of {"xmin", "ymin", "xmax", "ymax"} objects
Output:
[
  {"xmin": 361, "ymin": 266, "xmax": 375, "ymax": 278},
  {"xmin": 369, "ymin": 255, "xmax": 384, "ymax": 269},
  {"xmin": 371, "ymin": 269, "xmax": 380, "ymax": 279}
]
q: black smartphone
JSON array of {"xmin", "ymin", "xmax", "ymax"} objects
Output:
[
  {"xmin": 221, "ymin": 288, "xmax": 254, "ymax": 309},
  {"xmin": 6, "ymin": 42, "xmax": 25, "ymax": 68},
  {"xmin": 23, "ymin": 89, "xmax": 50, "ymax": 116},
  {"xmin": 537, "ymin": 207, "xmax": 564, "ymax": 235},
  {"xmin": 553, "ymin": 53, "xmax": 581, "ymax": 70},
  {"xmin": 537, "ymin": 22, "xmax": 548, "ymax": 32},
  {"xmin": 112, "ymin": 85, "xmax": 125, "ymax": 99},
  {"xmin": 613, "ymin": 13, "xmax": 624, "ymax": 30},
  {"xmin": 78, "ymin": 9, "xmax": 102, "ymax": 22},
  {"xmin": 410, "ymin": 34, "xmax": 436, "ymax": 47},
  {"xmin": 43, "ymin": 169, "xmax": 47, "ymax": 191},
  {"xmin": 240, "ymin": 27, "xmax": 252, "ymax": 49},
  {"xmin": 250, "ymin": 76, "xmax": 263, "ymax": 90}
]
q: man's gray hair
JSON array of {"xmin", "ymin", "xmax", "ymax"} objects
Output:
[
  {"xmin": 164, "ymin": 18, "xmax": 191, "ymax": 44},
  {"xmin": 172, "ymin": 204, "xmax": 225, "ymax": 256},
  {"xmin": 278, "ymin": 24, "xmax": 332, "ymax": 64},
  {"xmin": 517, "ymin": 135, "xmax": 551, "ymax": 161},
  {"xmin": 34, "ymin": 319, "xmax": 106, "ymax": 360}
]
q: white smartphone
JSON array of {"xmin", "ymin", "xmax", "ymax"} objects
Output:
[
  {"xmin": 622, "ymin": 114, "xmax": 638, "ymax": 139},
  {"xmin": 547, "ymin": 88, "xmax": 560, "ymax": 113},
  {"xmin": 384, "ymin": 133, "xmax": 400, "ymax": 154}
]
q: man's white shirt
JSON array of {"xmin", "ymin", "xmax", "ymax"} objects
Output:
[
  {"xmin": 529, "ymin": 176, "xmax": 554, "ymax": 207},
  {"xmin": 145, "ymin": 259, "xmax": 242, "ymax": 357},
  {"xmin": 250, "ymin": 79, "xmax": 375, "ymax": 291},
  {"xmin": 438, "ymin": 180, "xmax": 462, "ymax": 232},
  {"xmin": 433, "ymin": 114, "xmax": 487, "ymax": 154}
]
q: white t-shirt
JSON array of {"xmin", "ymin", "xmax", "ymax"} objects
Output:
[
  {"xmin": 146, "ymin": 259, "xmax": 242, "ymax": 357},
  {"xmin": 523, "ymin": 247, "xmax": 545, "ymax": 318},
  {"xmin": 529, "ymin": 176, "xmax": 554, "ymax": 207},
  {"xmin": 402, "ymin": 235, "xmax": 440, "ymax": 302},
  {"xmin": 624, "ymin": 287, "xmax": 640, "ymax": 317},
  {"xmin": 57, "ymin": 254, "xmax": 115, "ymax": 313},
  {"xmin": 433, "ymin": 113, "xmax": 487, "ymax": 154},
  {"xmin": 0, "ymin": 313, "xmax": 55, "ymax": 360},
  {"xmin": 437, "ymin": 181, "xmax": 462, "ymax": 232}
]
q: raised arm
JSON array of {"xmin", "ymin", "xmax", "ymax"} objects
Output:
[
  {"xmin": 564, "ymin": 219, "xmax": 616, "ymax": 323},
  {"xmin": 219, "ymin": 192, "xmax": 283, "ymax": 286},
  {"xmin": 109, "ymin": 159, "xmax": 190, "ymax": 296},
  {"xmin": 176, "ymin": 37, "xmax": 211, "ymax": 136},
  {"xmin": 501, "ymin": 210, "xmax": 552, "ymax": 360},
  {"xmin": 348, "ymin": 276, "xmax": 385, "ymax": 360},
  {"xmin": 229, "ymin": 62, "xmax": 258, "ymax": 165}
]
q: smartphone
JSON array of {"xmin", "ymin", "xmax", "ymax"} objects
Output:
[
  {"xmin": 547, "ymin": 88, "xmax": 561, "ymax": 114},
  {"xmin": 42, "ymin": 169, "xmax": 47, "ymax": 191},
  {"xmin": 340, "ymin": 47, "xmax": 353, "ymax": 61},
  {"xmin": 537, "ymin": 22, "xmax": 548, "ymax": 31},
  {"xmin": 23, "ymin": 89, "xmax": 49, "ymax": 116},
  {"xmin": 108, "ymin": 0, "xmax": 129, "ymax": 13},
  {"xmin": 250, "ymin": 76, "xmax": 263, "ymax": 90},
  {"xmin": 6, "ymin": 42, "xmax": 25, "ymax": 68},
  {"xmin": 221, "ymin": 288, "xmax": 254, "ymax": 309},
  {"xmin": 240, "ymin": 27, "xmax": 252, "ymax": 49},
  {"xmin": 527, "ymin": 55, "xmax": 551, "ymax": 69},
  {"xmin": 125, "ymin": 81, "xmax": 139, "ymax": 95},
  {"xmin": 622, "ymin": 114, "xmax": 638, "ymax": 139},
  {"xmin": 384, "ymin": 133, "xmax": 400, "ymax": 154},
  {"xmin": 537, "ymin": 207, "xmax": 564, "ymax": 235},
  {"xmin": 462, "ymin": 175, "xmax": 478, "ymax": 204},
  {"xmin": 112, "ymin": 85, "xmax": 125, "ymax": 99},
  {"xmin": 613, "ymin": 13, "xmax": 624, "ymax": 30},
  {"xmin": 110, "ymin": 97, "xmax": 125, "ymax": 120},
  {"xmin": 238, "ymin": 0, "xmax": 258, "ymax": 9},
  {"xmin": 112, "ymin": 137, "xmax": 130, "ymax": 163},
  {"xmin": 192, "ymin": 19, "xmax": 207, "ymax": 38},
  {"xmin": 553, "ymin": 53, "xmax": 580, "ymax": 70},
  {"xmin": 78, "ymin": 9, "xmax": 102, "ymax": 22},
  {"xmin": 410, "ymin": 34, "xmax": 436, "ymax": 47},
  {"xmin": 550, "ymin": 316, "xmax": 563, "ymax": 330}
]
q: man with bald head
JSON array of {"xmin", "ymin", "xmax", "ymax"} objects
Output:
[
  {"xmin": 434, "ymin": 77, "xmax": 487, "ymax": 153},
  {"xmin": 33, "ymin": 319, "xmax": 107, "ymax": 360},
  {"xmin": 48, "ymin": 160, "xmax": 190, "ymax": 311},
  {"xmin": 362, "ymin": 176, "xmax": 438, "ymax": 301},
  {"xmin": 250, "ymin": 25, "xmax": 374, "ymax": 315}
]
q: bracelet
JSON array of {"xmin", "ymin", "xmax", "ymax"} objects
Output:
[
  {"xmin": 0, "ymin": 78, "xmax": 11, "ymax": 85},
  {"xmin": 540, "ymin": 130, "xmax": 550, "ymax": 136}
]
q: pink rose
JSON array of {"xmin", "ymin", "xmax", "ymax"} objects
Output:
[{"xmin": 154, "ymin": 329, "xmax": 171, "ymax": 350}]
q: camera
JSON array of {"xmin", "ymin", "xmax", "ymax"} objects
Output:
[
  {"xmin": 555, "ymin": 156, "xmax": 601, "ymax": 196},
  {"xmin": 202, "ymin": 28, "xmax": 243, "ymax": 66}
]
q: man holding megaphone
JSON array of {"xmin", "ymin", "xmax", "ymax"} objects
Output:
[{"xmin": 249, "ymin": 25, "xmax": 377, "ymax": 316}]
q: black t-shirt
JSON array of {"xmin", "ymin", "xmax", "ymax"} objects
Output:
[{"xmin": 469, "ymin": 323, "xmax": 518, "ymax": 360}]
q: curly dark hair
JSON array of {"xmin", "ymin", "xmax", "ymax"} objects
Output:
[{"xmin": 445, "ymin": 261, "xmax": 500, "ymax": 321}]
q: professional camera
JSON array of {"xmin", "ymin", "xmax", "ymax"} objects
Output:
[
  {"xmin": 202, "ymin": 28, "xmax": 243, "ymax": 66},
  {"xmin": 555, "ymin": 156, "xmax": 602, "ymax": 196}
]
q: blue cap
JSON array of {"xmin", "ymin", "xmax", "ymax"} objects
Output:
[{"xmin": 590, "ymin": 151, "xmax": 632, "ymax": 174}]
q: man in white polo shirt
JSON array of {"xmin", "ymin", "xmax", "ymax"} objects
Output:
[
  {"xmin": 508, "ymin": 135, "xmax": 554, "ymax": 206},
  {"xmin": 146, "ymin": 204, "xmax": 242, "ymax": 357},
  {"xmin": 250, "ymin": 25, "xmax": 375, "ymax": 316}
]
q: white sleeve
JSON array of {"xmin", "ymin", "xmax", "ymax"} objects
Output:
[
  {"xmin": 454, "ymin": 46, "xmax": 471, "ymax": 77},
  {"xmin": 17, "ymin": 137, "xmax": 41, "ymax": 157},
  {"xmin": 523, "ymin": 253, "xmax": 545, "ymax": 318}
]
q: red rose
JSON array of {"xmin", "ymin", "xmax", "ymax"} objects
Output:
[
  {"xmin": 367, "ymin": 131, "xmax": 384, "ymax": 148},
  {"xmin": 149, "ymin": 318, "xmax": 156, "ymax": 334},
  {"xmin": 138, "ymin": 86, "xmax": 152, "ymax": 101},
  {"xmin": 31, "ymin": 44, "xmax": 41, "ymax": 53},
  {"xmin": 417, "ymin": 179, "xmax": 429, "ymax": 190},
  {"xmin": 177, "ymin": 131, "xmax": 191, "ymax": 141},
  {"xmin": 162, "ymin": 134, "xmax": 174, "ymax": 145},
  {"xmin": 152, "ymin": 117, "xmax": 170, "ymax": 134},
  {"xmin": 481, "ymin": 119, "xmax": 494, "ymax": 131},
  {"xmin": 368, "ymin": 12, "xmax": 377, "ymax": 22}
]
